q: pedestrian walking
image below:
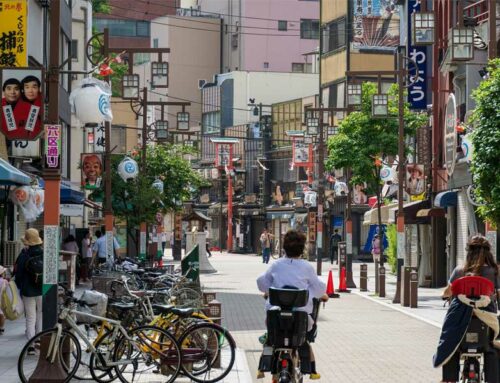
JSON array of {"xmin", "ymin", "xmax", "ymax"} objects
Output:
[
  {"xmin": 330, "ymin": 229, "xmax": 342, "ymax": 264},
  {"xmin": 371, "ymin": 234, "xmax": 381, "ymax": 262},
  {"xmin": 14, "ymin": 228, "xmax": 43, "ymax": 352},
  {"xmin": 204, "ymin": 226, "xmax": 212, "ymax": 257},
  {"xmin": 260, "ymin": 228, "xmax": 273, "ymax": 264},
  {"xmin": 160, "ymin": 229, "xmax": 167, "ymax": 255},
  {"xmin": 80, "ymin": 231, "xmax": 92, "ymax": 282},
  {"xmin": 91, "ymin": 230, "xmax": 120, "ymax": 266},
  {"xmin": 0, "ymin": 265, "xmax": 7, "ymax": 334},
  {"xmin": 62, "ymin": 235, "xmax": 80, "ymax": 284}
]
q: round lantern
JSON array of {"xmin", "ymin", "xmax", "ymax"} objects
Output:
[
  {"xmin": 461, "ymin": 134, "xmax": 473, "ymax": 162},
  {"xmin": 10, "ymin": 186, "xmax": 32, "ymax": 205},
  {"xmin": 152, "ymin": 178, "xmax": 164, "ymax": 193},
  {"xmin": 379, "ymin": 165, "xmax": 394, "ymax": 182},
  {"xmin": 117, "ymin": 157, "xmax": 139, "ymax": 182},
  {"xmin": 334, "ymin": 181, "xmax": 349, "ymax": 196},
  {"xmin": 70, "ymin": 78, "xmax": 113, "ymax": 125}
]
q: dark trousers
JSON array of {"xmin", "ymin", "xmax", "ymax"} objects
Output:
[
  {"xmin": 330, "ymin": 246, "xmax": 338, "ymax": 264},
  {"xmin": 206, "ymin": 243, "xmax": 212, "ymax": 257},
  {"xmin": 262, "ymin": 248, "xmax": 271, "ymax": 264},
  {"xmin": 443, "ymin": 348, "xmax": 499, "ymax": 382}
]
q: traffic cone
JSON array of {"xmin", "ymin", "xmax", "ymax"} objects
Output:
[
  {"xmin": 326, "ymin": 269, "xmax": 340, "ymax": 298},
  {"xmin": 338, "ymin": 266, "xmax": 351, "ymax": 293}
]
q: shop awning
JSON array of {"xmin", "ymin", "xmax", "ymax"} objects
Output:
[
  {"xmin": 266, "ymin": 210, "xmax": 294, "ymax": 220},
  {"xmin": 363, "ymin": 203, "xmax": 398, "ymax": 226},
  {"xmin": 389, "ymin": 200, "xmax": 430, "ymax": 225},
  {"xmin": 416, "ymin": 208, "xmax": 446, "ymax": 218},
  {"xmin": 183, "ymin": 210, "xmax": 212, "ymax": 222},
  {"xmin": 434, "ymin": 191, "xmax": 457, "ymax": 208},
  {"xmin": 38, "ymin": 178, "xmax": 85, "ymax": 204},
  {"xmin": 0, "ymin": 158, "xmax": 31, "ymax": 186}
]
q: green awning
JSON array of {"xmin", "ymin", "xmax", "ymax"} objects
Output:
[{"xmin": 0, "ymin": 158, "xmax": 31, "ymax": 186}]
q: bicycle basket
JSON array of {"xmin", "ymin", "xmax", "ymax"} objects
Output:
[{"xmin": 75, "ymin": 290, "xmax": 108, "ymax": 324}]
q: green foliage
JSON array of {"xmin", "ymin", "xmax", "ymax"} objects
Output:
[
  {"xmin": 92, "ymin": 0, "xmax": 111, "ymax": 14},
  {"xmin": 471, "ymin": 58, "xmax": 500, "ymax": 227},
  {"xmin": 326, "ymin": 82, "xmax": 426, "ymax": 194},
  {"xmin": 386, "ymin": 224, "xmax": 397, "ymax": 273}
]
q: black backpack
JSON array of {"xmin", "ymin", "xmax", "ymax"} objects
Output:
[{"xmin": 25, "ymin": 254, "xmax": 43, "ymax": 288}]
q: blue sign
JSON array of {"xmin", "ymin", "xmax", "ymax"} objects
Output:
[{"xmin": 408, "ymin": 0, "xmax": 428, "ymax": 110}]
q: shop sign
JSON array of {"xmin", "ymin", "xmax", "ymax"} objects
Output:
[
  {"xmin": 467, "ymin": 185, "xmax": 485, "ymax": 207},
  {"xmin": 408, "ymin": 0, "xmax": 428, "ymax": 109},
  {"xmin": 60, "ymin": 204, "xmax": 84, "ymax": 217},
  {"xmin": 292, "ymin": 139, "xmax": 311, "ymax": 167},
  {"xmin": 44, "ymin": 124, "xmax": 61, "ymax": 170},
  {"xmin": 0, "ymin": 1, "xmax": 28, "ymax": 67},
  {"xmin": 308, "ymin": 212, "xmax": 316, "ymax": 243},
  {"xmin": 11, "ymin": 138, "xmax": 40, "ymax": 157},
  {"xmin": 444, "ymin": 94, "xmax": 457, "ymax": 176}
]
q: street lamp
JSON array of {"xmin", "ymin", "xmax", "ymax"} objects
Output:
[
  {"xmin": 185, "ymin": 140, "xmax": 194, "ymax": 147},
  {"xmin": 327, "ymin": 125, "xmax": 338, "ymax": 137},
  {"xmin": 306, "ymin": 117, "xmax": 320, "ymax": 136},
  {"xmin": 155, "ymin": 120, "xmax": 169, "ymax": 140},
  {"xmin": 347, "ymin": 84, "xmax": 362, "ymax": 106},
  {"xmin": 151, "ymin": 61, "xmax": 169, "ymax": 88},
  {"xmin": 450, "ymin": 27, "xmax": 474, "ymax": 61},
  {"xmin": 412, "ymin": 11, "xmax": 435, "ymax": 45},
  {"xmin": 177, "ymin": 112, "xmax": 190, "ymax": 130},
  {"xmin": 372, "ymin": 94, "xmax": 389, "ymax": 117},
  {"xmin": 304, "ymin": 135, "xmax": 314, "ymax": 144},
  {"xmin": 122, "ymin": 74, "xmax": 140, "ymax": 100}
]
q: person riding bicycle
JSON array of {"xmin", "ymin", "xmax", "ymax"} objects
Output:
[
  {"xmin": 437, "ymin": 235, "xmax": 500, "ymax": 383},
  {"xmin": 256, "ymin": 229, "xmax": 329, "ymax": 380}
]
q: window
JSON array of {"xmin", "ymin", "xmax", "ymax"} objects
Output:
[
  {"xmin": 94, "ymin": 18, "xmax": 151, "ymax": 37},
  {"xmin": 291, "ymin": 63, "xmax": 312, "ymax": 73},
  {"xmin": 322, "ymin": 18, "xmax": 346, "ymax": 53},
  {"xmin": 278, "ymin": 20, "xmax": 287, "ymax": 31},
  {"xmin": 71, "ymin": 40, "xmax": 78, "ymax": 60},
  {"xmin": 263, "ymin": 62, "xmax": 269, "ymax": 69},
  {"xmin": 136, "ymin": 21, "xmax": 150, "ymax": 37},
  {"xmin": 153, "ymin": 38, "xmax": 159, "ymax": 48},
  {"xmin": 300, "ymin": 19, "xmax": 319, "ymax": 39},
  {"xmin": 202, "ymin": 112, "xmax": 221, "ymax": 134}
]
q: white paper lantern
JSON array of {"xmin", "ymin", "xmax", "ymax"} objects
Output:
[
  {"xmin": 70, "ymin": 78, "xmax": 113, "ymax": 125},
  {"xmin": 461, "ymin": 134, "xmax": 473, "ymax": 162},
  {"xmin": 152, "ymin": 179, "xmax": 164, "ymax": 193},
  {"xmin": 118, "ymin": 157, "xmax": 139, "ymax": 182},
  {"xmin": 10, "ymin": 186, "xmax": 32, "ymax": 205},
  {"xmin": 334, "ymin": 181, "xmax": 349, "ymax": 196},
  {"xmin": 379, "ymin": 165, "xmax": 394, "ymax": 182}
]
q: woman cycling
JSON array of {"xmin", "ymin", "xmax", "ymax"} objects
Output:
[
  {"xmin": 440, "ymin": 235, "xmax": 500, "ymax": 383},
  {"xmin": 256, "ymin": 229, "xmax": 329, "ymax": 380}
]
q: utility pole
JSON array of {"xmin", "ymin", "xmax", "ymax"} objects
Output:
[{"xmin": 489, "ymin": 0, "xmax": 497, "ymax": 60}]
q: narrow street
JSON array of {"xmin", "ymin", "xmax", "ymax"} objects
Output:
[{"xmin": 202, "ymin": 253, "xmax": 442, "ymax": 383}]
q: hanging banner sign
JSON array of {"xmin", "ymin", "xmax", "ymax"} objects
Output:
[
  {"xmin": 444, "ymin": 94, "xmax": 457, "ymax": 176},
  {"xmin": 0, "ymin": 1, "xmax": 28, "ymax": 67},
  {"xmin": 408, "ymin": 0, "xmax": 428, "ymax": 109},
  {"xmin": 44, "ymin": 124, "xmax": 61, "ymax": 170},
  {"xmin": 292, "ymin": 138, "xmax": 312, "ymax": 167}
]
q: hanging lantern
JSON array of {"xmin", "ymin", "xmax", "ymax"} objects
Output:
[
  {"xmin": 461, "ymin": 134, "xmax": 473, "ymax": 162},
  {"xmin": 117, "ymin": 157, "xmax": 139, "ymax": 182},
  {"xmin": 98, "ymin": 63, "xmax": 114, "ymax": 76},
  {"xmin": 33, "ymin": 188, "xmax": 45, "ymax": 209},
  {"xmin": 69, "ymin": 78, "xmax": 113, "ymax": 126},
  {"xmin": 334, "ymin": 181, "xmax": 349, "ymax": 196},
  {"xmin": 152, "ymin": 178, "xmax": 164, "ymax": 193},
  {"xmin": 10, "ymin": 186, "xmax": 32, "ymax": 205},
  {"xmin": 380, "ymin": 165, "xmax": 394, "ymax": 182}
]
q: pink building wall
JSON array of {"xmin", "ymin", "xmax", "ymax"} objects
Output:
[{"xmin": 242, "ymin": 0, "xmax": 319, "ymax": 72}]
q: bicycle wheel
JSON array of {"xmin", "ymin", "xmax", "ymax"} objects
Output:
[
  {"xmin": 113, "ymin": 325, "xmax": 181, "ymax": 383},
  {"xmin": 18, "ymin": 328, "xmax": 81, "ymax": 383},
  {"xmin": 178, "ymin": 322, "xmax": 236, "ymax": 383},
  {"xmin": 72, "ymin": 322, "xmax": 110, "ymax": 381},
  {"xmin": 88, "ymin": 328, "xmax": 124, "ymax": 383}
]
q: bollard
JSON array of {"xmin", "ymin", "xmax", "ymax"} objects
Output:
[
  {"xmin": 410, "ymin": 270, "xmax": 418, "ymax": 308},
  {"xmin": 360, "ymin": 264, "xmax": 368, "ymax": 292},
  {"xmin": 379, "ymin": 266, "xmax": 386, "ymax": 298},
  {"xmin": 401, "ymin": 266, "xmax": 411, "ymax": 307},
  {"xmin": 374, "ymin": 259, "xmax": 379, "ymax": 294},
  {"xmin": 203, "ymin": 291, "xmax": 217, "ymax": 306}
]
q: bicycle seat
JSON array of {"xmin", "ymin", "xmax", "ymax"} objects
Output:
[
  {"xmin": 144, "ymin": 272, "xmax": 163, "ymax": 278},
  {"xmin": 130, "ymin": 269, "xmax": 145, "ymax": 274},
  {"xmin": 109, "ymin": 302, "xmax": 136, "ymax": 311},
  {"xmin": 152, "ymin": 303, "xmax": 175, "ymax": 314},
  {"xmin": 171, "ymin": 307, "xmax": 195, "ymax": 317},
  {"xmin": 451, "ymin": 276, "xmax": 494, "ymax": 298}
]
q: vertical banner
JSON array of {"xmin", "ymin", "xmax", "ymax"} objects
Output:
[
  {"xmin": 106, "ymin": 231, "xmax": 114, "ymax": 264},
  {"xmin": 42, "ymin": 225, "xmax": 59, "ymax": 293},
  {"xmin": 408, "ymin": 0, "xmax": 428, "ymax": 109},
  {"xmin": 0, "ymin": 1, "xmax": 28, "ymax": 67},
  {"xmin": 44, "ymin": 124, "xmax": 61, "ymax": 170}
]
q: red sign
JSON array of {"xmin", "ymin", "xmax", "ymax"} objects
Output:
[{"xmin": 1, "ymin": 68, "xmax": 44, "ymax": 140}]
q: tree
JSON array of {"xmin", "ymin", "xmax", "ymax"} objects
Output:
[
  {"xmin": 471, "ymin": 58, "xmax": 500, "ymax": 227},
  {"xmin": 326, "ymin": 82, "xmax": 426, "ymax": 270},
  {"xmin": 92, "ymin": 144, "xmax": 207, "ymax": 253}
]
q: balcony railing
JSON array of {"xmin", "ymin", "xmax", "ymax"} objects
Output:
[{"xmin": 464, "ymin": 0, "xmax": 489, "ymax": 24}]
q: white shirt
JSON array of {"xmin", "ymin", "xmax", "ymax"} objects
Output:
[{"xmin": 257, "ymin": 257, "xmax": 326, "ymax": 316}]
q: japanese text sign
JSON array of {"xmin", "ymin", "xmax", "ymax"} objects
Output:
[
  {"xmin": 408, "ymin": 0, "xmax": 428, "ymax": 109},
  {"xmin": 0, "ymin": 1, "xmax": 27, "ymax": 67},
  {"xmin": 292, "ymin": 138, "xmax": 312, "ymax": 167},
  {"xmin": 44, "ymin": 124, "xmax": 61, "ymax": 171},
  {"xmin": 1, "ymin": 67, "xmax": 44, "ymax": 139}
]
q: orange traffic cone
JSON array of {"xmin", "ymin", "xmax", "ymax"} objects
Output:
[
  {"xmin": 326, "ymin": 269, "xmax": 340, "ymax": 298},
  {"xmin": 338, "ymin": 266, "xmax": 351, "ymax": 293}
]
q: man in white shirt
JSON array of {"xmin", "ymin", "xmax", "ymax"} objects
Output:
[{"xmin": 91, "ymin": 230, "xmax": 120, "ymax": 266}]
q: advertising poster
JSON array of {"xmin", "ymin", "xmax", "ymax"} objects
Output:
[
  {"xmin": 81, "ymin": 153, "xmax": 103, "ymax": 190},
  {"xmin": 351, "ymin": 0, "xmax": 400, "ymax": 52},
  {"xmin": 293, "ymin": 140, "xmax": 310, "ymax": 166},
  {"xmin": 0, "ymin": 1, "xmax": 28, "ymax": 67},
  {"xmin": 1, "ymin": 68, "xmax": 43, "ymax": 139},
  {"xmin": 406, "ymin": 164, "xmax": 425, "ymax": 195}
]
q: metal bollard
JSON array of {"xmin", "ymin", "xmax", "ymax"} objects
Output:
[
  {"xmin": 410, "ymin": 270, "xmax": 418, "ymax": 308},
  {"xmin": 401, "ymin": 267, "xmax": 411, "ymax": 307},
  {"xmin": 360, "ymin": 264, "xmax": 368, "ymax": 292},
  {"xmin": 379, "ymin": 266, "xmax": 386, "ymax": 298},
  {"xmin": 374, "ymin": 260, "xmax": 379, "ymax": 294},
  {"xmin": 203, "ymin": 291, "xmax": 217, "ymax": 306}
]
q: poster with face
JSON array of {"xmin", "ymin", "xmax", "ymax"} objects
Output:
[
  {"xmin": 81, "ymin": 153, "xmax": 103, "ymax": 190},
  {"xmin": 353, "ymin": 183, "xmax": 368, "ymax": 204},
  {"xmin": 0, "ymin": 68, "xmax": 43, "ymax": 140},
  {"xmin": 406, "ymin": 164, "xmax": 425, "ymax": 195}
]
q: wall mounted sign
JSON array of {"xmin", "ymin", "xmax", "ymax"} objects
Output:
[
  {"xmin": 407, "ymin": 0, "xmax": 428, "ymax": 109},
  {"xmin": 444, "ymin": 94, "xmax": 457, "ymax": 176},
  {"xmin": 44, "ymin": 124, "xmax": 61, "ymax": 170},
  {"xmin": 0, "ymin": 1, "xmax": 27, "ymax": 67}
]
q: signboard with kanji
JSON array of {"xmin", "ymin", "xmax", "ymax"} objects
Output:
[
  {"xmin": 1, "ymin": 68, "xmax": 43, "ymax": 139},
  {"xmin": 44, "ymin": 124, "xmax": 61, "ymax": 171},
  {"xmin": 0, "ymin": 1, "xmax": 27, "ymax": 67}
]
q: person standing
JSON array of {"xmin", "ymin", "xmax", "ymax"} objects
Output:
[
  {"xmin": 91, "ymin": 230, "xmax": 120, "ymax": 266},
  {"xmin": 80, "ymin": 231, "xmax": 92, "ymax": 282},
  {"xmin": 160, "ymin": 229, "xmax": 167, "ymax": 256},
  {"xmin": 330, "ymin": 229, "xmax": 342, "ymax": 264},
  {"xmin": 62, "ymin": 235, "xmax": 80, "ymax": 285},
  {"xmin": 0, "ymin": 265, "xmax": 7, "ymax": 335},
  {"xmin": 204, "ymin": 227, "xmax": 212, "ymax": 257},
  {"xmin": 14, "ymin": 229, "xmax": 43, "ymax": 354},
  {"xmin": 260, "ymin": 229, "xmax": 273, "ymax": 264}
]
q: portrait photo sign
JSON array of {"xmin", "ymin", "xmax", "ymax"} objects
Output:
[
  {"xmin": 1, "ymin": 67, "xmax": 44, "ymax": 140},
  {"xmin": 81, "ymin": 153, "xmax": 103, "ymax": 190},
  {"xmin": 406, "ymin": 164, "xmax": 425, "ymax": 196}
]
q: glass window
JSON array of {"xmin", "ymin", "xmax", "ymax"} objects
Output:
[
  {"xmin": 71, "ymin": 40, "xmax": 78, "ymax": 60},
  {"xmin": 263, "ymin": 62, "xmax": 269, "ymax": 69},
  {"xmin": 278, "ymin": 20, "xmax": 287, "ymax": 31},
  {"xmin": 93, "ymin": 18, "xmax": 150, "ymax": 37},
  {"xmin": 136, "ymin": 21, "xmax": 150, "ymax": 37},
  {"xmin": 203, "ymin": 112, "xmax": 220, "ymax": 134},
  {"xmin": 292, "ymin": 63, "xmax": 305, "ymax": 73},
  {"xmin": 300, "ymin": 19, "xmax": 319, "ymax": 39},
  {"xmin": 323, "ymin": 18, "xmax": 346, "ymax": 53},
  {"xmin": 153, "ymin": 38, "xmax": 159, "ymax": 48}
]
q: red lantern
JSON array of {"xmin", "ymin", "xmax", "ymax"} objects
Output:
[{"xmin": 99, "ymin": 64, "xmax": 114, "ymax": 76}]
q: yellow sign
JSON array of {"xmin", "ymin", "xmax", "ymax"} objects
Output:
[{"xmin": 0, "ymin": 1, "xmax": 28, "ymax": 67}]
